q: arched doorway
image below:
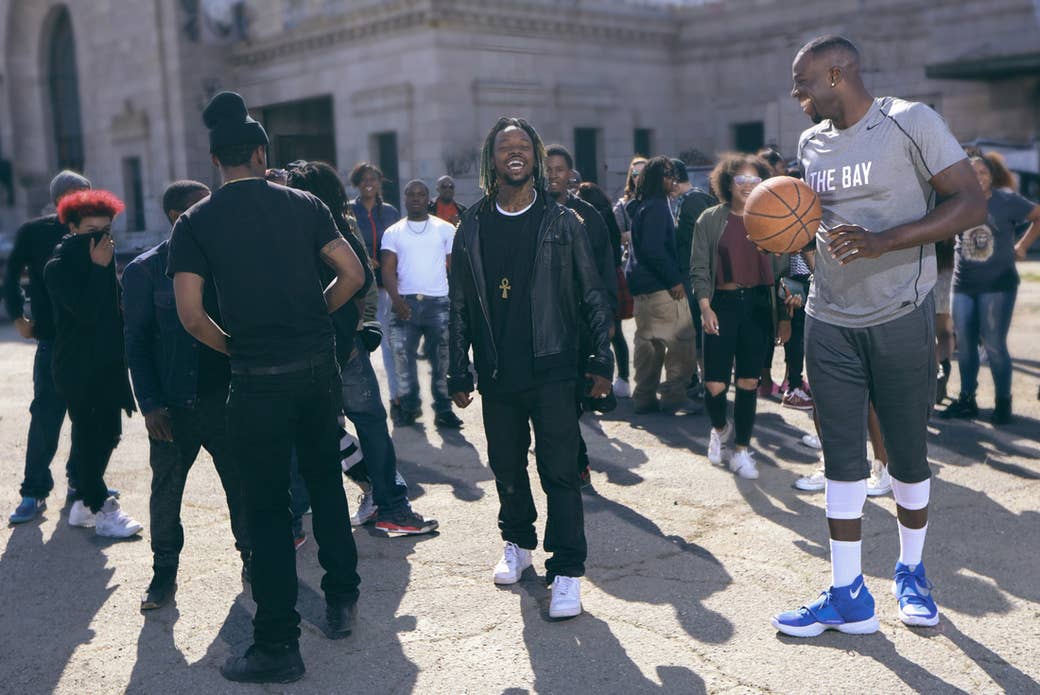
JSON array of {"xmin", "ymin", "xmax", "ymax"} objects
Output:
[{"xmin": 47, "ymin": 7, "xmax": 83, "ymax": 172}]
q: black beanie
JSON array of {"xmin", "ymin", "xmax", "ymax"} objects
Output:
[{"xmin": 203, "ymin": 91, "xmax": 269, "ymax": 152}]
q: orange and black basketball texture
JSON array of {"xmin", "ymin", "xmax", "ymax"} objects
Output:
[{"xmin": 743, "ymin": 176, "xmax": 822, "ymax": 254}]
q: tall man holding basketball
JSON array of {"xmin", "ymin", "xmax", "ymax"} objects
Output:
[{"xmin": 772, "ymin": 36, "xmax": 985, "ymax": 637}]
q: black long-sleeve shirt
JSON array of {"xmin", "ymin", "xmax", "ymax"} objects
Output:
[{"xmin": 3, "ymin": 214, "xmax": 66, "ymax": 339}]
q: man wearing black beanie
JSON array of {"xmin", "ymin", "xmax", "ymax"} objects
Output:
[{"xmin": 167, "ymin": 91, "xmax": 367, "ymax": 683}]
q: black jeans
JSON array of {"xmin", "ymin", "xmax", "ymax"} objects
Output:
[
  {"xmin": 481, "ymin": 380, "xmax": 585, "ymax": 581},
  {"xmin": 227, "ymin": 358, "xmax": 360, "ymax": 648},
  {"xmin": 19, "ymin": 341, "xmax": 79, "ymax": 499},
  {"xmin": 66, "ymin": 398, "xmax": 121, "ymax": 513},
  {"xmin": 149, "ymin": 391, "xmax": 250, "ymax": 571},
  {"xmin": 785, "ymin": 304, "xmax": 807, "ymax": 387},
  {"xmin": 612, "ymin": 320, "xmax": 630, "ymax": 380}
]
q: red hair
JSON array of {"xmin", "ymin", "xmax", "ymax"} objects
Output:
[{"xmin": 57, "ymin": 189, "xmax": 125, "ymax": 226}]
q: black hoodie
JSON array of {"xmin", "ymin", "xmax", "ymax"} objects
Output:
[{"xmin": 43, "ymin": 231, "xmax": 135, "ymax": 414}]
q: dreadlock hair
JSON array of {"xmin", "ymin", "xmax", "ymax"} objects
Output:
[
  {"xmin": 57, "ymin": 189, "xmax": 125, "ymax": 226},
  {"xmin": 634, "ymin": 156, "xmax": 675, "ymax": 202},
  {"xmin": 161, "ymin": 180, "xmax": 210, "ymax": 218},
  {"xmin": 478, "ymin": 116, "xmax": 547, "ymax": 198},
  {"xmin": 288, "ymin": 161, "xmax": 350, "ymax": 228}
]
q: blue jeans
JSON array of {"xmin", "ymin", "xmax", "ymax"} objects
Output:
[
  {"xmin": 289, "ymin": 338, "xmax": 409, "ymax": 530},
  {"xmin": 389, "ymin": 295, "xmax": 451, "ymax": 415},
  {"xmin": 19, "ymin": 340, "xmax": 79, "ymax": 499},
  {"xmin": 377, "ymin": 289, "xmax": 399, "ymax": 401},
  {"xmin": 952, "ymin": 288, "xmax": 1017, "ymax": 399}
]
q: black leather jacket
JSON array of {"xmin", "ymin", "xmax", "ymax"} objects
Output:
[{"xmin": 448, "ymin": 194, "xmax": 614, "ymax": 394}]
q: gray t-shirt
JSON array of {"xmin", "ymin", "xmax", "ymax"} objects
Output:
[{"xmin": 799, "ymin": 97, "xmax": 966, "ymax": 327}]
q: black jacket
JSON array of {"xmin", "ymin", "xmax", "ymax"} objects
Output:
[
  {"xmin": 447, "ymin": 194, "xmax": 614, "ymax": 394},
  {"xmin": 3, "ymin": 214, "xmax": 66, "ymax": 340},
  {"xmin": 562, "ymin": 193, "xmax": 618, "ymax": 312},
  {"xmin": 44, "ymin": 232, "xmax": 135, "ymax": 414}
]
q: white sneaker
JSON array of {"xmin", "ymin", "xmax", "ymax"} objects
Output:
[
  {"xmin": 492, "ymin": 542, "xmax": 533, "ymax": 585},
  {"xmin": 612, "ymin": 378, "xmax": 630, "ymax": 399},
  {"xmin": 728, "ymin": 449, "xmax": 759, "ymax": 479},
  {"xmin": 68, "ymin": 500, "xmax": 95, "ymax": 528},
  {"xmin": 707, "ymin": 422, "xmax": 733, "ymax": 465},
  {"xmin": 801, "ymin": 433, "xmax": 822, "ymax": 450},
  {"xmin": 795, "ymin": 466, "xmax": 826, "ymax": 491},
  {"xmin": 94, "ymin": 497, "xmax": 143, "ymax": 538},
  {"xmin": 549, "ymin": 575, "xmax": 582, "ymax": 619},
  {"xmin": 866, "ymin": 460, "xmax": 892, "ymax": 497},
  {"xmin": 350, "ymin": 491, "xmax": 378, "ymax": 526}
]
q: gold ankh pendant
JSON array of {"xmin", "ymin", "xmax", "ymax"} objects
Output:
[{"xmin": 499, "ymin": 277, "xmax": 511, "ymax": 299}]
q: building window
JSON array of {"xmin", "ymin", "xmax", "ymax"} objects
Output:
[
  {"xmin": 374, "ymin": 132, "xmax": 400, "ymax": 210},
  {"xmin": 733, "ymin": 121, "xmax": 764, "ymax": 153},
  {"xmin": 48, "ymin": 8, "xmax": 85, "ymax": 172},
  {"xmin": 633, "ymin": 128, "xmax": 653, "ymax": 158},
  {"xmin": 256, "ymin": 96, "xmax": 336, "ymax": 168},
  {"xmin": 574, "ymin": 128, "xmax": 599, "ymax": 184},
  {"xmin": 122, "ymin": 157, "xmax": 145, "ymax": 232}
]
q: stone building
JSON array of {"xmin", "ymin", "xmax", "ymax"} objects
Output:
[{"xmin": 0, "ymin": 0, "xmax": 1037, "ymax": 251}]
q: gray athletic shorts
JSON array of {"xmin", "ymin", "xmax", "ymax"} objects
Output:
[{"xmin": 806, "ymin": 292, "xmax": 935, "ymax": 484}]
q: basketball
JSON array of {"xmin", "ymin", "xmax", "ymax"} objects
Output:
[{"xmin": 743, "ymin": 176, "xmax": 822, "ymax": 254}]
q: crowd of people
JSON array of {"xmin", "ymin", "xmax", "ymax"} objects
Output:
[{"xmin": 2, "ymin": 33, "xmax": 1038, "ymax": 684}]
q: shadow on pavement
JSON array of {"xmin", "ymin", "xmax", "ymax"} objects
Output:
[
  {"xmin": 0, "ymin": 509, "xmax": 116, "ymax": 693},
  {"xmin": 393, "ymin": 424, "xmax": 491, "ymax": 503}
]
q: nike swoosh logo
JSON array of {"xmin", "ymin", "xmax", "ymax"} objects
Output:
[
  {"xmin": 850, "ymin": 583, "xmax": 863, "ymax": 599},
  {"xmin": 914, "ymin": 580, "xmax": 931, "ymax": 597}
]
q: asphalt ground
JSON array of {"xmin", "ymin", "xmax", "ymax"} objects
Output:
[{"xmin": 1, "ymin": 266, "xmax": 1038, "ymax": 694}]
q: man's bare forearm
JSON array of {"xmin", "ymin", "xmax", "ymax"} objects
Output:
[
  {"xmin": 880, "ymin": 192, "xmax": 987, "ymax": 254},
  {"xmin": 184, "ymin": 314, "xmax": 230, "ymax": 355}
]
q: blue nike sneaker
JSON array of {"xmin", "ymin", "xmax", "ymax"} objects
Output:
[
  {"xmin": 772, "ymin": 574, "xmax": 879, "ymax": 637},
  {"xmin": 9, "ymin": 497, "xmax": 46, "ymax": 524},
  {"xmin": 892, "ymin": 562, "xmax": 939, "ymax": 627}
]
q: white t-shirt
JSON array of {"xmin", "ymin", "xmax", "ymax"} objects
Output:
[{"xmin": 380, "ymin": 216, "xmax": 455, "ymax": 297}]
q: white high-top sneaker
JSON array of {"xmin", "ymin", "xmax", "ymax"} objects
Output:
[
  {"xmin": 68, "ymin": 500, "xmax": 95, "ymax": 528},
  {"xmin": 492, "ymin": 542, "xmax": 532, "ymax": 585},
  {"xmin": 728, "ymin": 449, "xmax": 760, "ymax": 480},
  {"xmin": 549, "ymin": 576, "xmax": 582, "ymax": 619},
  {"xmin": 867, "ymin": 460, "xmax": 892, "ymax": 497},
  {"xmin": 94, "ymin": 497, "xmax": 143, "ymax": 538},
  {"xmin": 707, "ymin": 422, "xmax": 733, "ymax": 465}
]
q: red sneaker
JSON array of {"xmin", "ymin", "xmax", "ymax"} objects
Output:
[{"xmin": 782, "ymin": 387, "xmax": 814, "ymax": 411}]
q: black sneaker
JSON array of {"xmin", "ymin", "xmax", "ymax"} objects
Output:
[
  {"xmin": 374, "ymin": 509, "xmax": 439, "ymax": 535},
  {"xmin": 990, "ymin": 398, "xmax": 1013, "ymax": 425},
  {"xmin": 141, "ymin": 568, "xmax": 177, "ymax": 611},
  {"xmin": 326, "ymin": 599, "xmax": 358, "ymax": 639},
  {"xmin": 220, "ymin": 643, "xmax": 304, "ymax": 684},
  {"xmin": 389, "ymin": 402, "xmax": 404, "ymax": 425},
  {"xmin": 434, "ymin": 411, "xmax": 463, "ymax": 429},
  {"xmin": 940, "ymin": 394, "xmax": 978, "ymax": 420}
]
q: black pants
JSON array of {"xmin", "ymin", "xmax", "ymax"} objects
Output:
[
  {"xmin": 149, "ymin": 391, "xmax": 250, "ymax": 571},
  {"xmin": 785, "ymin": 304, "xmax": 807, "ymax": 387},
  {"xmin": 612, "ymin": 320, "xmax": 629, "ymax": 380},
  {"xmin": 66, "ymin": 399, "xmax": 121, "ymax": 513},
  {"xmin": 20, "ymin": 340, "xmax": 79, "ymax": 499},
  {"xmin": 227, "ymin": 358, "xmax": 360, "ymax": 648},
  {"xmin": 481, "ymin": 380, "xmax": 585, "ymax": 580},
  {"xmin": 703, "ymin": 287, "xmax": 772, "ymax": 383}
]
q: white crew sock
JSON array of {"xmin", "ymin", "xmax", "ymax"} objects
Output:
[
  {"xmin": 830, "ymin": 539, "xmax": 862, "ymax": 588},
  {"xmin": 897, "ymin": 522, "xmax": 928, "ymax": 569}
]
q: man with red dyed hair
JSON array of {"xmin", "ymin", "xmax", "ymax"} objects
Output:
[{"xmin": 44, "ymin": 190, "xmax": 143, "ymax": 538}]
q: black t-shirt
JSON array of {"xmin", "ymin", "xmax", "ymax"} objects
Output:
[
  {"xmin": 953, "ymin": 189, "xmax": 1035, "ymax": 295},
  {"xmin": 480, "ymin": 194, "xmax": 542, "ymax": 393},
  {"xmin": 167, "ymin": 179, "xmax": 343, "ymax": 370}
]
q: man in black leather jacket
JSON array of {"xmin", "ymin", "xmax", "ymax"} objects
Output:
[{"xmin": 447, "ymin": 117, "xmax": 613, "ymax": 620}]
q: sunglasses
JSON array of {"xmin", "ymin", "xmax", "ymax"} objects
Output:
[{"xmin": 734, "ymin": 175, "xmax": 762, "ymax": 185}]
